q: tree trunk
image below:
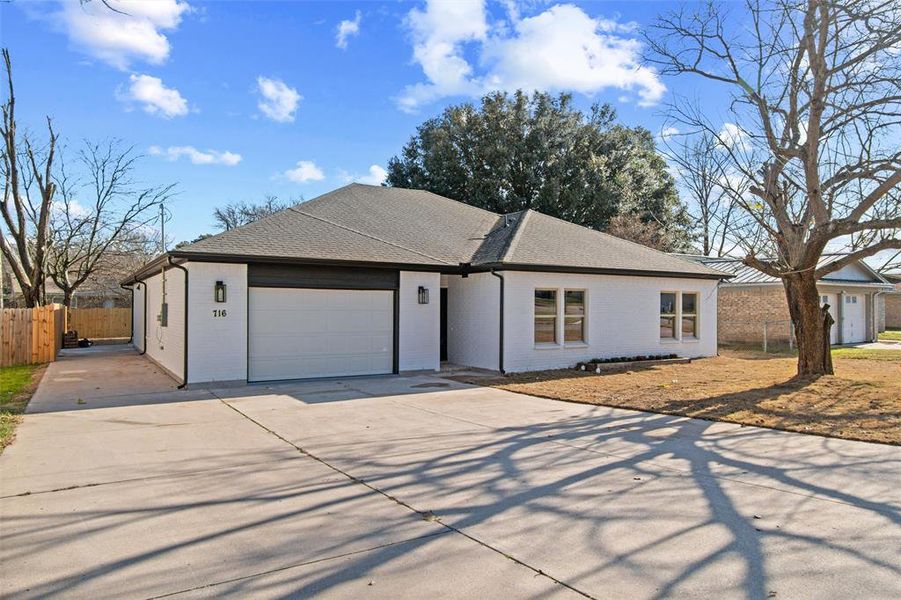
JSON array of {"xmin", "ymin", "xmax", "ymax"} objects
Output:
[
  {"xmin": 22, "ymin": 285, "xmax": 40, "ymax": 308},
  {"xmin": 63, "ymin": 289, "xmax": 73, "ymax": 308},
  {"xmin": 783, "ymin": 271, "xmax": 833, "ymax": 376}
]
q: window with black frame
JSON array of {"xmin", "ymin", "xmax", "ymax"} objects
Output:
[
  {"xmin": 564, "ymin": 290, "xmax": 585, "ymax": 343},
  {"xmin": 534, "ymin": 290, "xmax": 557, "ymax": 344},
  {"xmin": 682, "ymin": 293, "xmax": 698, "ymax": 338},
  {"xmin": 660, "ymin": 292, "xmax": 677, "ymax": 339}
]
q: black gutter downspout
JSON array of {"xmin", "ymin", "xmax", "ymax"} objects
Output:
[
  {"xmin": 168, "ymin": 257, "xmax": 189, "ymax": 389},
  {"xmin": 139, "ymin": 280, "xmax": 148, "ymax": 355},
  {"xmin": 490, "ymin": 270, "xmax": 505, "ymax": 374},
  {"xmin": 120, "ymin": 283, "xmax": 134, "ymax": 344}
]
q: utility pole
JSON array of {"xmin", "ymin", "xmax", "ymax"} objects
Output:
[{"xmin": 160, "ymin": 202, "xmax": 167, "ymax": 254}]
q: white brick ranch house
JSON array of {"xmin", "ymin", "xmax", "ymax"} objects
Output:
[{"xmin": 121, "ymin": 184, "xmax": 728, "ymax": 386}]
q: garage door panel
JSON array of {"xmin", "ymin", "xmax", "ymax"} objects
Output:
[
  {"xmin": 249, "ymin": 288, "xmax": 394, "ymax": 381},
  {"xmin": 842, "ymin": 294, "xmax": 866, "ymax": 344},
  {"xmin": 328, "ymin": 311, "xmax": 393, "ymax": 333}
]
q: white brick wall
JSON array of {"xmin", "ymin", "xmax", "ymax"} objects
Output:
[
  {"xmin": 142, "ymin": 267, "xmax": 186, "ymax": 381},
  {"xmin": 502, "ymin": 271, "xmax": 718, "ymax": 373},
  {"xmin": 446, "ymin": 273, "xmax": 500, "ymax": 370},
  {"xmin": 131, "ymin": 282, "xmax": 145, "ymax": 351},
  {"xmin": 398, "ymin": 271, "xmax": 441, "ymax": 371},
  {"xmin": 187, "ymin": 262, "xmax": 248, "ymax": 384}
]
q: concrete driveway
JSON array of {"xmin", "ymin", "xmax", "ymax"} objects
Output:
[{"xmin": 1, "ymin": 347, "xmax": 899, "ymax": 599}]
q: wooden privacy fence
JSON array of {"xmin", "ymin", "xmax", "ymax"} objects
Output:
[
  {"xmin": 1, "ymin": 304, "xmax": 65, "ymax": 367},
  {"xmin": 68, "ymin": 308, "xmax": 131, "ymax": 339}
]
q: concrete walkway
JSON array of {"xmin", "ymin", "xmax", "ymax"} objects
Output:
[{"xmin": 1, "ymin": 347, "xmax": 899, "ymax": 599}]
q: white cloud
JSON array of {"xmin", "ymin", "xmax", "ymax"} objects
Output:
[
  {"xmin": 718, "ymin": 122, "xmax": 751, "ymax": 151},
  {"xmin": 336, "ymin": 10, "xmax": 362, "ymax": 49},
  {"xmin": 118, "ymin": 74, "xmax": 188, "ymax": 118},
  {"xmin": 284, "ymin": 160, "xmax": 325, "ymax": 183},
  {"xmin": 149, "ymin": 145, "xmax": 242, "ymax": 166},
  {"xmin": 484, "ymin": 5, "xmax": 665, "ymax": 106},
  {"xmin": 355, "ymin": 165, "xmax": 388, "ymax": 185},
  {"xmin": 51, "ymin": 199, "xmax": 91, "ymax": 219},
  {"xmin": 256, "ymin": 76, "xmax": 302, "ymax": 123},
  {"xmin": 398, "ymin": 2, "xmax": 664, "ymax": 112},
  {"xmin": 54, "ymin": 0, "xmax": 191, "ymax": 69},
  {"xmin": 659, "ymin": 126, "xmax": 680, "ymax": 141},
  {"xmin": 399, "ymin": 0, "xmax": 488, "ymax": 112}
]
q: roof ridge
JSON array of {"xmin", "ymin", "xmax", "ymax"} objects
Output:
[
  {"xmin": 499, "ymin": 209, "xmax": 532, "ymax": 263},
  {"xmin": 287, "ymin": 206, "xmax": 454, "ymax": 265},
  {"xmin": 417, "ymin": 188, "xmax": 501, "ymax": 218}
]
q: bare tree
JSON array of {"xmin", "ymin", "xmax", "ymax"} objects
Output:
[
  {"xmin": 0, "ymin": 48, "xmax": 57, "ymax": 308},
  {"xmin": 870, "ymin": 249, "xmax": 901, "ymax": 273},
  {"xmin": 603, "ymin": 213, "xmax": 671, "ymax": 251},
  {"xmin": 212, "ymin": 195, "xmax": 289, "ymax": 230},
  {"xmin": 647, "ymin": 0, "xmax": 901, "ymax": 375},
  {"xmin": 664, "ymin": 130, "xmax": 742, "ymax": 257},
  {"xmin": 46, "ymin": 142, "xmax": 173, "ymax": 306}
]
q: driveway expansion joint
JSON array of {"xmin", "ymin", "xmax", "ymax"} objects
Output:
[{"xmin": 215, "ymin": 392, "xmax": 598, "ymax": 600}]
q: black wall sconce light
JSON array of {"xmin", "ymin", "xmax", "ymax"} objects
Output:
[
  {"xmin": 417, "ymin": 286, "xmax": 429, "ymax": 304},
  {"xmin": 214, "ymin": 280, "xmax": 227, "ymax": 303}
]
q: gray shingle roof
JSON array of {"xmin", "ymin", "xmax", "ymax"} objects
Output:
[
  {"xmin": 479, "ymin": 210, "xmax": 723, "ymax": 276},
  {"xmin": 171, "ymin": 184, "xmax": 726, "ymax": 278}
]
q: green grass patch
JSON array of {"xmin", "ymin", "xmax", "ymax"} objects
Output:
[
  {"xmin": 831, "ymin": 348, "xmax": 901, "ymax": 361},
  {"xmin": 1, "ymin": 365, "xmax": 40, "ymax": 450},
  {"xmin": 878, "ymin": 329, "xmax": 901, "ymax": 341}
]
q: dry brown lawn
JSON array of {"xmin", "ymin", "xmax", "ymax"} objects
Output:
[{"xmin": 457, "ymin": 348, "xmax": 901, "ymax": 445}]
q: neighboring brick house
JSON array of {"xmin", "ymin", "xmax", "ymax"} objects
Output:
[
  {"xmin": 879, "ymin": 273, "xmax": 901, "ymax": 330},
  {"xmin": 680, "ymin": 254, "xmax": 894, "ymax": 346}
]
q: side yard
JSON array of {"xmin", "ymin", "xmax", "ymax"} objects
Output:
[
  {"xmin": 457, "ymin": 348, "xmax": 901, "ymax": 445},
  {"xmin": 1, "ymin": 364, "xmax": 45, "ymax": 451},
  {"xmin": 879, "ymin": 328, "xmax": 901, "ymax": 341}
]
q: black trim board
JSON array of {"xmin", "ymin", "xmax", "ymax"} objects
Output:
[{"xmin": 248, "ymin": 263, "xmax": 399, "ymax": 290}]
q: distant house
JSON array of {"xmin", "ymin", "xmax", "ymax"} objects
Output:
[
  {"xmin": 1, "ymin": 255, "xmax": 133, "ymax": 308},
  {"xmin": 880, "ymin": 273, "xmax": 901, "ymax": 330},
  {"xmin": 682, "ymin": 254, "xmax": 894, "ymax": 346}
]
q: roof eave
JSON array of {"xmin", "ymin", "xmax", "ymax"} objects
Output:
[
  {"xmin": 120, "ymin": 253, "xmax": 179, "ymax": 286},
  {"xmin": 472, "ymin": 262, "xmax": 730, "ymax": 280},
  {"xmin": 167, "ymin": 250, "xmax": 458, "ymax": 273}
]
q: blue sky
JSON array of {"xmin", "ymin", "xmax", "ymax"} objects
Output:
[{"xmin": 3, "ymin": 0, "xmax": 734, "ymax": 244}]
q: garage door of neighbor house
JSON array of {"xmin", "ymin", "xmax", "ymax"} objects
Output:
[
  {"xmin": 247, "ymin": 264, "xmax": 398, "ymax": 382},
  {"xmin": 842, "ymin": 293, "xmax": 866, "ymax": 344}
]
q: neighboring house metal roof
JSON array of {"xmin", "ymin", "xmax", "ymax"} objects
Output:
[
  {"xmin": 127, "ymin": 184, "xmax": 728, "ymax": 282},
  {"xmin": 678, "ymin": 254, "xmax": 893, "ymax": 287}
]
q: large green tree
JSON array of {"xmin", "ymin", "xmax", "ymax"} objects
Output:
[{"xmin": 386, "ymin": 91, "xmax": 692, "ymax": 251}]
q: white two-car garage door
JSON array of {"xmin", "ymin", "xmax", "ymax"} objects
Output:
[{"xmin": 249, "ymin": 287, "xmax": 394, "ymax": 382}]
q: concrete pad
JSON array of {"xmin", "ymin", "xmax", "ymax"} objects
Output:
[
  {"xmin": 0, "ymin": 398, "xmax": 295, "ymax": 497},
  {"xmin": 30, "ymin": 346, "xmax": 179, "ymax": 410},
  {"xmin": 2, "ymin": 347, "xmax": 899, "ymax": 599},
  {"xmin": 0, "ymin": 460, "xmax": 446, "ymax": 599},
  {"xmin": 173, "ymin": 532, "xmax": 580, "ymax": 599}
]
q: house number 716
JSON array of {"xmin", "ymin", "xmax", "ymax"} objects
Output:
[{"xmin": 212, "ymin": 309, "xmax": 227, "ymax": 317}]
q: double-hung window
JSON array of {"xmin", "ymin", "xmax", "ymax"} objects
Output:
[
  {"xmin": 660, "ymin": 292, "xmax": 677, "ymax": 339},
  {"xmin": 564, "ymin": 291, "xmax": 585, "ymax": 343},
  {"xmin": 682, "ymin": 293, "xmax": 698, "ymax": 338},
  {"xmin": 534, "ymin": 289, "xmax": 587, "ymax": 345},
  {"xmin": 534, "ymin": 290, "xmax": 557, "ymax": 344},
  {"xmin": 660, "ymin": 291, "xmax": 700, "ymax": 340}
]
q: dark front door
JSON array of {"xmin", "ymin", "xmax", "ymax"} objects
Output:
[{"xmin": 440, "ymin": 287, "xmax": 448, "ymax": 361}]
